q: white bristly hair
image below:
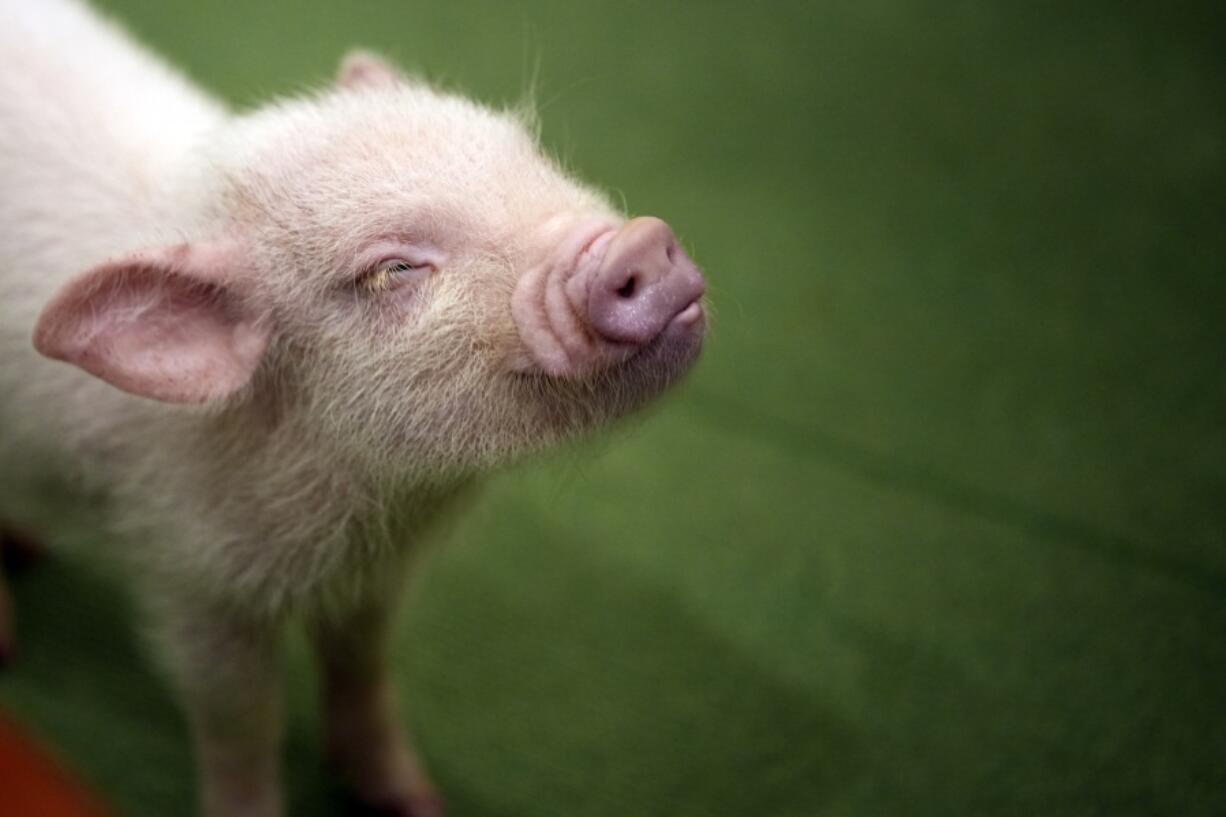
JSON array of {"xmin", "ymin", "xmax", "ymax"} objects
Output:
[{"xmin": 0, "ymin": 2, "xmax": 703, "ymax": 815}]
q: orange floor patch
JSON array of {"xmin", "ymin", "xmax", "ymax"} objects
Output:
[{"xmin": 0, "ymin": 708, "xmax": 109, "ymax": 817}]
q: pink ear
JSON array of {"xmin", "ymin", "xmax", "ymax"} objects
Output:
[
  {"xmin": 337, "ymin": 50, "xmax": 405, "ymax": 90},
  {"xmin": 33, "ymin": 242, "xmax": 270, "ymax": 404}
]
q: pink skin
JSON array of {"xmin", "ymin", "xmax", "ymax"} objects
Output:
[
  {"xmin": 30, "ymin": 217, "xmax": 704, "ymax": 404},
  {"xmin": 32, "ymin": 241, "xmax": 269, "ymax": 405},
  {"xmin": 511, "ymin": 217, "xmax": 706, "ymax": 378},
  {"xmin": 5, "ymin": 7, "xmax": 709, "ymax": 810},
  {"xmin": 14, "ymin": 216, "xmax": 705, "ymax": 815}
]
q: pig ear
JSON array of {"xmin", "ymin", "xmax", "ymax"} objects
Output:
[
  {"xmin": 33, "ymin": 242, "xmax": 271, "ymax": 404},
  {"xmin": 337, "ymin": 50, "xmax": 406, "ymax": 90}
]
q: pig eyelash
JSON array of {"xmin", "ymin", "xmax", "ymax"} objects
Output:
[{"xmin": 358, "ymin": 258, "xmax": 433, "ymax": 294}]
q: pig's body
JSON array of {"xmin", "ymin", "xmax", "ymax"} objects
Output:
[
  {"xmin": 0, "ymin": 0, "xmax": 224, "ymax": 463},
  {"xmin": 0, "ymin": 1, "xmax": 706, "ymax": 815},
  {"xmin": 0, "ymin": 0, "xmax": 466, "ymax": 612}
]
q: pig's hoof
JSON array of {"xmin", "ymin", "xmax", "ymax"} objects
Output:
[{"xmin": 0, "ymin": 526, "xmax": 45, "ymax": 573}]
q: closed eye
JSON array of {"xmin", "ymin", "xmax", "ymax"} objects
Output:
[{"xmin": 360, "ymin": 257, "xmax": 433, "ymax": 293}]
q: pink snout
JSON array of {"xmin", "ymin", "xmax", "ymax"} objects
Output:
[
  {"xmin": 586, "ymin": 217, "xmax": 706, "ymax": 346},
  {"xmin": 511, "ymin": 216, "xmax": 706, "ymax": 377}
]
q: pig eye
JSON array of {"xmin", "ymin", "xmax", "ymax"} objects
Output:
[{"xmin": 360, "ymin": 257, "xmax": 432, "ymax": 293}]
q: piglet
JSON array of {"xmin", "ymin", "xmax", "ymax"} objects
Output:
[{"xmin": 0, "ymin": 1, "xmax": 706, "ymax": 815}]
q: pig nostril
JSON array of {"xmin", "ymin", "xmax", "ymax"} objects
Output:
[
  {"xmin": 616, "ymin": 274, "xmax": 638, "ymax": 299},
  {"xmin": 582, "ymin": 217, "xmax": 704, "ymax": 347}
]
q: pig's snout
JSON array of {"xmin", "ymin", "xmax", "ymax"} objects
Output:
[
  {"xmin": 511, "ymin": 217, "xmax": 706, "ymax": 378},
  {"xmin": 586, "ymin": 217, "xmax": 705, "ymax": 345}
]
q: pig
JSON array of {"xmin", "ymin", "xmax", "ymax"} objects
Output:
[{"xmin": 0, "ymin": 1, "xmax": 707, "ymax": 815}]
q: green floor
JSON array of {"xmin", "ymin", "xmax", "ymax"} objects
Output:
[{"xmin": 3, "ymin": 1, "xmax": 1224, "ymax": 815}]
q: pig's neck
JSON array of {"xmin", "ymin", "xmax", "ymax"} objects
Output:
[{"xmin": 117, "ymin": 402, "xmax": 472, "ymax": 618}]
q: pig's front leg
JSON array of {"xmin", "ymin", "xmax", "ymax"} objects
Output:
[
  {"xmin": 310, "ymin": 594, "xmax": 442, "ymax": 817},
  {"xmin": 153, "ymin": 599, "xmax": 285, "ymax": 817}
]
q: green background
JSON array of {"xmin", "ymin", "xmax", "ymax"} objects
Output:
[{"xmin": 3, "ymin": 1, "xmax": 1224, "ymax": 815}]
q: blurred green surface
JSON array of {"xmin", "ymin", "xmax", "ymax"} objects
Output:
[{"xmin": 2, "ymin": 1, "xmax": 1225, "ymax": 815}]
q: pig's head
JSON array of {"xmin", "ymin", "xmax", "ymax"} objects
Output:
[{"xmin": 33, "ymin": 54, "xmax": 706, "ymax": 482}]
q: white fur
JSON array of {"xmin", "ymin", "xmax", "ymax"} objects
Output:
[{"xmin": 0, "ymin": 1, "xmax": 701, "ymax": 814}]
